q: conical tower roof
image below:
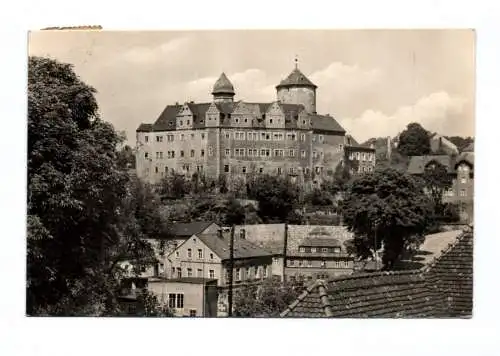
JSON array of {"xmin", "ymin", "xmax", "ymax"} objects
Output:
[
  {"xmin": 276, "ymin": 68, "xmax": 317, "ymax": 89},
  {"xmin": 212, "ymin": 72, "xmax": 235, "ymax": 95}
]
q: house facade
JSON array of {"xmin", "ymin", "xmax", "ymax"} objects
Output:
[{"xmin": 135, "ymin": 62, "xmax": 373, "ymax": 188}]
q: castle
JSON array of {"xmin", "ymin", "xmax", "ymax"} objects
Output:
[{"xmin": 135, "ymin": 61, "xmax": 375, "ymax": 187}]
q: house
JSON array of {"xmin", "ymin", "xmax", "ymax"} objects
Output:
[
  {"xmin": 429, "ymin": 133, "xmax": 459, "ymax": 155},
  {"xmin": 117, "ymin": 277, "xmax": 218, "ymax": 317},
  {"xmin": 407, "ymin": 153, "xmax": 474, "ymax": 221},
  {"xmin": 165, "ymin": 229, "xmax": 274, "ymax": 286},
  {"xmin": 148, "ymin": 277, "xmax": 218, "ymax": 317},
  {"xmin": 233, "ymin": 224, "xmax": 356, "ymax": 283},
  {"xmin": 343, "ymin": 135, "xmax": 376, "ymax": 174},
  {"xmin": 144, "ymin": 221, "xmax": 220, "ymax": 277},
  {"xmin": 281, "ymin": 227, "xmax": 473, "ymax": 318}
]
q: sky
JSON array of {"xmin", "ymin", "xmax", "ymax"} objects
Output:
[{"xmin": 28, "ymin": 30, "xmax": 475, "ymax": 143}]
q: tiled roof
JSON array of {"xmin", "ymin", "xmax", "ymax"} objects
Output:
[
  {"xmin": 169, "ymin": 221, "xmax": 216, "ymax": 238},
  {"xmin": 187, "ymin": 102, "xmax": 211, "ymax": 129},
  {"xmin": 462, "ymin": 142, "xmax": 474, "ymax": 152},
  {"xmin": 212, "ymin": 72, "xmax": 235, "ymax": 95},
  {"xmin": 281, "ymin": 229, "xmax": 473, "ymax": 318},
  {"xmin": 276, "ymin": 68, "xmax": 317, "ymax": 89},
  {"xmin": 287, "ymin": 225, "xmax": 353, "ymax": 256},
  {"xmin": 407, "ymin": 154, "xmax": 474, "ymax": 175},
  {"xmin": 407, "ymin": 155, "xmax": 454, "ymax": 174},
  {"xmin": 150, "ymin": 104, "xmax": 182, "ymax": 131},
  {"xmin": 197, "ymin": 233, "xmax": 274, "ymax": 260},
  {"xmin": 310, "ymin": 114, "xmax": 346, "ymax": 133},
  {"xmin": 137, "ymin": 123, "xmax": 153, "ymax": 132}
]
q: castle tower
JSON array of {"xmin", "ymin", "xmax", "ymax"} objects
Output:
[
  {"xmin": 276, "ymin": 58, "xmax": 317, "ymax": 114},
  {"xmin": 212, "ymin": 72, "xmax": 235, "ymax": 103}
]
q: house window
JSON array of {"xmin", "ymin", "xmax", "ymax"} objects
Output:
[
  {"xmin": 307, "ymin": 260, "xmax": 312, "ymax": 267},
  {"xmin": 299, "ymin": 247, "xmax": 305, "ymax": 253},
  {"xmin": 156, "ymin": 136, "xmax": 163, "ymax": 142},
  {"xmin": 242, "ymin": 166, "xmax": 247, "ymax": 173},
  {"xmin": 210, "ymin": 253, "xmax": 214, "ymax": 260},
  {"xmin": 187, "ymin": 120, "xmax": 190, "ymax": 125},
  {"xmin": 187, "ymin": 268, "xmax": 192, "ymax": 277},
  {"xmin": 209, "ymin": 269, "xmax": 215, "ymax": 279},
  {"xmin": 269, "ymin": 119, "xmax": 273, "ymax": 124},
  {"xmin": 187, "ymin": 249, "xmax": 192, "ymax": 258},
  {"xmin": 198, "ymin": 249, "xmax": 203, "ymax": 259},
  {"xmin": 175, "ymin": 251, "xmax": 180, "ymax": 258},
  {"xmin": 171, "ymin": 267, "xmax": 175, "ymax": 276},
  {"xmin": 273, "ymin": 257, "xmax": 279, "ymax": 265},
  {"xmin": 180, "ymin": 150, "xmax": 184, "ymax": 157},
  {"xmin": 190, "ymin": 149, "xmax": 195, "ymax": 157},
  {"xmin": 263, "ymin": 266, "xmax": 267, "ymax": 278},
  {"xmin": 311, "ymin": 247, "xmax": 316, "ymax": 253},
  {"xmin": 312, "ymin": 135, "xmax": 317, "ymax": 142},
  {"xmin": 224, "ymin": 165, "xmax": 229, "ymax": 173},
  {"xmin": 208, "ymin": 146, "xmax": 213, "ymax": 156},
  {"xmin": 277, "ymin": 167, "xmax": 282, "ymax": 175},
  {"xmin": 225, "ymin": 149, "xmax": 230, "ymax": 156},
  {"xmin": 289, "ymin": 149, "xmax": 295, "ymax": 157},
  {"xmin": 247, "ymin": 267, "xmax": 252, "ymax": 279},
  {"xmin": 255, "ymin": 267, "xmax": 260, "ymax": 278},
  {"xmin": 155, "ymin": 166, "xmax": 159, "ymax": 173},
  {"xmin": 313, "ymin": 151, "xmax": 318, "ymax": 158},
  {"xmin": 225, "ymin": 133, "xmax": 230, "ymax": 139},
  {"xmin": 189, "ymin": 309, "xmax": 197, "ymax": 317},
  {"xmin": 301, "ymin": 150, "xmax": 306, "ymax": 158},
  {"xmin": 180, "ymin": 134, "xmax": 185, "ymax": 141},
  {"xmin": 460, "ymin": 189, "xmax": 467, "ymax": 197},
  {"xmin": 461, "ymin": 177, "xmax": 467, "ymax": 184},
  {"xmin": 289, "ymin": 260, "xmax": 295, "ymax": 266},
  {"xmin": 176, "ymin": 268, "xmax": 182, "ymax": 278},
  {"xmin": 201, "ymin": 133, "xmax": 205, "ymax": 140},
  {"xmin": 320, "ymin": 261, "xmax": 326, "ymax": 268},
  {"xmin": 191, "ymin": 133, "xmax": 195, "ymax": 140},
  {"xmin": 259, "ymin": 167, "xmax": 264, "ymax": 173},
  {"xmin": 322, "ymin": 248, "xmax": 328, "ymax": 253},
  {"xmin": 168, "ymin": 293, "xmax": 176, "ymax": 308},
  {"xmin": 144, "ymin": 152, "xmax": 149, "ymax": 159},
  {"xmin": 235, "ymin": 118, "xmax": 239, "ymax": 123},
  {"xmin": 319, "ymin": 135, "xmax": 324, "ymax": 143},
  {"xmin": 176, "ymin": 294, "xmax": 184, "ymax": 308},
  {"xmin": 236, "ymin": 268, "xmax": 241, "ymax": 281},
  {"xmin": 300, "ymin": 134, "xmax": 306, "ymax": 141},
  {"xmin": 197, "ymin": 269, "xmax": 202, "ymax": 277},
  {"xmin": 144, "ymin": 135, "xmax": 149, "ymax": 142},
  {"xmin": 167, "ymin": 134, "xmax": 174, "ymax": 142}
]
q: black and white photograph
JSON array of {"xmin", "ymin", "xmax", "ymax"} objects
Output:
[{"xmin": 27, "ymin": 29, "xmax": 474, "ymax": 318}]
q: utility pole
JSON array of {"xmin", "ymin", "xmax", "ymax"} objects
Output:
[{"xmin": 227, "ymin": 225, "xmax": 235, "ymax": 317}]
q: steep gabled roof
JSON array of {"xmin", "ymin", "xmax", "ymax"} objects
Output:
[
  {"xmin": 137, "ymin": 123, "xmax": 153, "ymax": 132},
  {"xmin": 150, "ymin": 104, "xmax": 182, "ymax": 131},
  {"xmin": 280, "ymin": 229, "xmax": 473, "ymax": 318},
  {"xmin": 170, "ymin": 221, "xmax": 217, "ymax": 238},
  {"xmin": 462, "ymin": 142, "xmax": 474, "ymax": 152},
  {"xmin": 407, "ymin": 155, "xmax": 454, "ymax": 175},
  {"xmin": 197, "ymin": 234, "xmax": 274, "ymax": 260},
  {"xmin": 310, "ymin": 114, "xmax": 346, "ymax": 133},
  {"xmin": 276, "ymin": 68, "xmax": 317, "ymax": 89}
]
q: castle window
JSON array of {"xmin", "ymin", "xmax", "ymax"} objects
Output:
[
  {"xmin": 248, "ymin": 149, "xmax": 253, "ymax": 156},
  {"xmin": 225, "ymin": 133, "xmax": 230, "ymax": 139},
  {"xmin": 180, "ymin": 120, "xmax": 183, "ymax": 126},
  {"xmin": 201, "ymin": 133, "xmax": 205, "ymax": 140},
  {"xmin": 144, "ymin": 152, "xmax": 149, "ymax": 159},
  {"xmin": 242, "ymin": 166, "xmax": 247, "ymax": 173},
  {"xmin": 319, "ymin": 135, "xmax": 324, "ymax": 143},
  {"xmin": 144, "ymin": 135, "xmax": 149, "ymax": 142},
  {"xmin": 460, "ymin": 189, "xmax": 467, "ymax": 197},
  {"xmin": 312, "ymin": 135, "xmax": 317, "ymax": 142},
  {"xmin": 300, "ymin": 134, "xmax": 306, "ymax": 141},
  {"xmin": 277, "ymin": 167, "xmax": 282, "ymax": 175},
  {"xmin": 259, "ymin": 167, "xmax": 264, "ymax": 173},
  {"xmin": 244, "ymin": 118, "xmax": 248, "ymax": 123},
  {"xmin": 313, "ymin": 151, "xmax": 318, "ymax": 159},
  {"xmin": 181, "ymin": 134, "xmax": 185, "ymax": 141},
  {"xmin": 235, "ymin": 118, "xmax": 239, "ymax": 123},
  {"xmin": 338, "ymin": 144, "xmax": 343, "ymax": 151},
  {"xmin": 302, "ymin": 120, "xmax": 306, "ymax": 125},
  {"xmin": 208, "ymin": 147, "xmax": 213, "ymax": 156},
  {"xmin": 201, "ymin": 149, "xmax": 205, "ymax": 157},
  {"xmin": 269, "ymin": 119, "xmax": 273, "ymax": 124},
  {"xmin": 301, "ymin": 150, "xmax": 306, "ymax": 158},
  {"xmin": 225, "ymin": 149, "xmax": 230, "ymax": 156},
  {"xmin": 265, "ymin": 133, "xmax": 271, "ymax": 140},
  {"xmin": 156, "ymin": 135, "xmax": 163, "ymax": 142},
  {"xmin": 167, "ymin": 134, "xmax": 174, "ymax": 142},
  {"xmin": 165, "ymin": 166, "xmax": 168, "ymax": 173},
  {"xmin": 289, "ymin": 149, "xmax": 295, "ymax": 157},
  {"xmin": 180, "ymin": 150, "xmax": 184, "ymax": 157},
  {"xmin": 224, "ymin": 165, "xmax": 229, "ymax": 173},
  {"xmin": 190, "ymin": 150, "xmax": 195, "ymax": 158},
  {"xmin": 191, "ymin": 133, "xmax": 195, "ymax": 140},
  {"xmin": 187, "ymin": 120, "xmax": 190, "ymax": 125},
  {"xmin": 461, "ymin": 177, "xmax": 467, "ymax": 184},
  {"xmin": 155, "ymin": 166, "xmax": 159, "ymax": 173}
]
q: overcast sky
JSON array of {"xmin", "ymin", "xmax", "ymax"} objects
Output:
[{"xmin": 28, "ymin": 30, "xmax": 475, "ymax": 143}]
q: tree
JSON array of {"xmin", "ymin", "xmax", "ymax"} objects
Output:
[
  {"xmin": 27, "ymin": 57, "xmax": 160, "ymax": 315},
  {"xmin": 420, "ymin": 161, "xmax": 453, "ymax": 217},
  {"xmin": 247, "ymin": 174, "xmax": 301, "ymax": 223},
  {"xmin": 397, "ymin": 123, "xmax": 431, "ymax": 157},
  {"xmin": 340, "ymin": 168, "xmax": 432, "ymax": 270},
  {"xmin": 233, "ymin": 279, "xmax": 303, "ymax": 317},
  {"xmin": 116, "ymin": 144, "xmax": 136, "ymax": 170},
  {"xmin": 157, "ymin": 172, "xmax": 191, "ymax": 200}
]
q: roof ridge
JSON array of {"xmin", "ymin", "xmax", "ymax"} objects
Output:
[
  {"xmin": 423, "ymin": 227, "xmax": 473, "ymax": 273},
  {"xmin": 279, "ymin": 280, "xmax": 323, "ymax": 317}
]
